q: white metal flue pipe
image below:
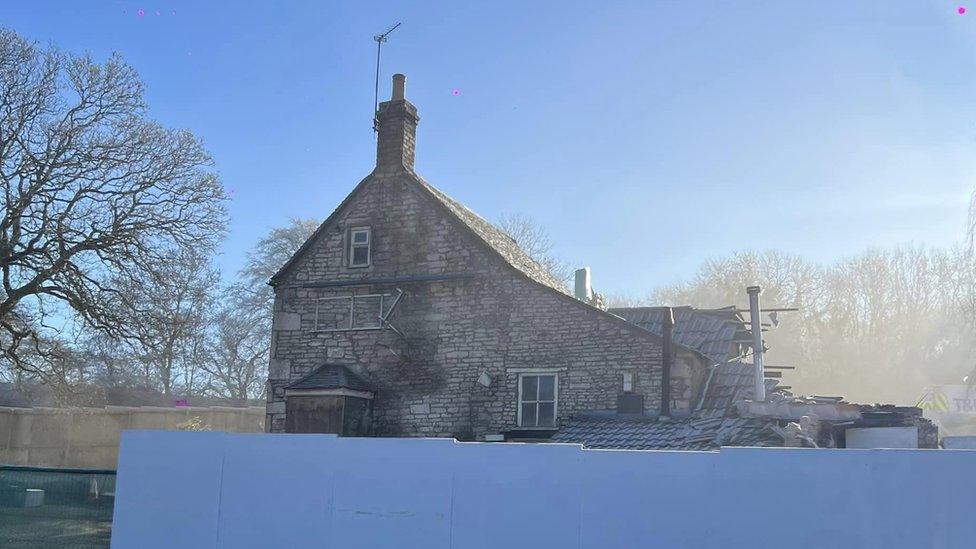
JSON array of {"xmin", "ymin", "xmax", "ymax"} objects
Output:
[{"xmin": 747, "ymin": 286, "xmax": 766, "ymax": 402}]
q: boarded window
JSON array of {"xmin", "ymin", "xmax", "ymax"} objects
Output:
[
  {"xmin": 315, "ymin": 294, "xmax": 392, "ymax": 331},
  {"xmin": 315, "ymin": 297, "xmax": 353, "ymax": 331},
  {"xmin": 352, "ymin": 295, "xmax": 383, "ymax": 329}
]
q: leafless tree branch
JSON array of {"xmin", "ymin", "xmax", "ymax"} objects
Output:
[{"xmin": 0, "ymin": 29, "xmax": 228, "ymax": 376}]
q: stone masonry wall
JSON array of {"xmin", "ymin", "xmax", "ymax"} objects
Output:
[{"xmin": 267, "ymin": 170, "xmax": 707, "ymax": 439}]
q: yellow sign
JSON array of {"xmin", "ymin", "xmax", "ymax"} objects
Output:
[{"xmin": 918, "ymin": 385, "xmax": 976, "ymax": 414}]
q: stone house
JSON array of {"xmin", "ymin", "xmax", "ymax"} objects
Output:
[{"xmin": 264, "ymin": 74, "xmax": 713, "ymax": 440}]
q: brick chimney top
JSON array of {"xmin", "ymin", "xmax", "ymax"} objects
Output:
[
  {"xmin": 392, "ymin": 73, "xmax": 405, "ymax": 100},
  {"xmin": 375, "ymin": 73, "xmax": 419, "ymax": 172}
]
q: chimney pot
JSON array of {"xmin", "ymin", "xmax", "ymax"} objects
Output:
[{"xmin": 392, "ymin": 74, "xmax": 406, "ymax": 101}]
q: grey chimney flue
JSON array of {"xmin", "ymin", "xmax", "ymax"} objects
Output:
[
  {"xmin": 574, "ymin": 268, "xmax": 593, "ymax": 303},
  {"xmin": 375, "ymin": 73, "xmax": 419, "ymax": 171},
  {"xmin": 747, "ymin": 286, "xmax": 767, "ymax": 402},
  {"xmin": 660, "ymin": 307, "xmax": 674, "ymax": 418}
]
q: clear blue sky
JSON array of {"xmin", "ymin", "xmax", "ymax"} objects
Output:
[{"xmin": 5, "ymin": 1, "xmax": 976, "ymax": 295}]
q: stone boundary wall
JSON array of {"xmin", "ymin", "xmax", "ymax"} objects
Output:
[
  {"xmin": 0, "ymin": 406, "xmax": 264, "ymax": 469},
  {"xmin": 113, "ymin": 432, "xmax": 976, "ymax": 549}
]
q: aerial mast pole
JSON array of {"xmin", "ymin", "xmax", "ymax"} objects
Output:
[{"xmin": 373, "ymin": 22, "xmax": 402, "ymax": 133}]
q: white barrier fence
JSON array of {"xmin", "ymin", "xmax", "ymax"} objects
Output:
[{"xmin": 112, "ymin": 432, "xmax": 976, "ymax": 549}]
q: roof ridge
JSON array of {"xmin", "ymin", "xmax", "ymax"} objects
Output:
[
  {"xmin": 403, "ymin": 172, "xmax": 715, "ymax": 357},
  {"xmin": 406, "ymin": 171, "xmax": 570, "ymax": 293},
  {"xmin": 270, "ymin": 173, "xmax": 374, "ymax": 284}
]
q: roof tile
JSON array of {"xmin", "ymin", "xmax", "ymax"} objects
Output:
[{"xmin": 286, "ymin": 364, "xmax": 372, "ymax": 392}]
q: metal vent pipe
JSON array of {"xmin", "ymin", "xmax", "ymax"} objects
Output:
[{"xmin": 747, "ymin": 286, "xmax": 766, "ymax": 402}]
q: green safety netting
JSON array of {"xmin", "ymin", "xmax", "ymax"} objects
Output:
[{"xmin": 0, "ymin": 466, "xmax": 115, "ymax": 549}]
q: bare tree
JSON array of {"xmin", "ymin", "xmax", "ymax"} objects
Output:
[
  {"xmin": 200, "ymin": 297, "xmax": 268, "ymax": 401},
  {"xmin": 0, "ymin": 29, "xmax": 227, "ymax": 376},
  {"xmin": 603, "ymin": 293, "xmax": 651, "ymax": 308},
  {"xmin": 79, "ymin": 332, "xmax": 140, "ymax": 389},
  {"xmin": 195, "ymin": 218, "xmax": 319, "ymax": 400},
  {"xmin": 497, "ymin": 213, "xmax": 571, "ymax": 286},
  {"xmin": 113, "ymin": 249, "xmax": 218, "ymax": 396},
  {"xmin": 652, "ymin": 247, "xmax": 975, "ymax": 404},
  {"xmin": 239, "ymin": 218, "xmax": 320, "ymax": 310}
]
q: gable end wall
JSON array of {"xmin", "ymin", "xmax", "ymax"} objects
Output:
[{"xmin": 267, "ymin": 172, "xmax": 707, "ymax": 438}]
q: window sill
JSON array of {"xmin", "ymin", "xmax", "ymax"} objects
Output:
[{"xmin": 503, "ymin": 428, "xmax": 558, "ymax": 441}]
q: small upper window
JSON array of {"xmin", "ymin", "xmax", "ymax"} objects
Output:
[{"xmin": 349, "ymin": 227, "xmax": 371, "ymax": 267}]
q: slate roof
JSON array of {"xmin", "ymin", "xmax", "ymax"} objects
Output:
[
  {"xmin": 270, "ymin": 170, "xmax": 569, "ymax": 296},
  {"xmin": 285, "ymin": 364, "xmax": 373, "ymax": 393},
  {"xmin": 550, "ymin": 411, "xmax": 782, "ymax": 451},
  {"xmin": 551, "ymin": 361, "xmax": 786, "ymax": 450},
  {"xmin": 268, "ymin": 168, "xmax": 712, "ymax": 358},
  {"xmin": 412, "ymin": 175, "xmax": 569, "ymax": 294},
  {"xmin": 610, "ymin": 306, "xmax": 750, "ymax": 363},
  {"xmin": 698, "ymin": 361, "xmax": 766, "ymax": 412}
]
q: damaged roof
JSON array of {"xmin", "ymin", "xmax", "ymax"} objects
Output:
[
  {"xmin": 698, "ymin": 361, "xmax": 780, "ymax": 412},
  {"xmin": 285, "ymin": 364, "xmax": 373, "ymax": 393},
  {"xmin": 610, "ymin": 306, "xmax": 751, "ymax": 364},
  {"xmin": 552, "ymin": 361, "xmax": 786, "ymax": 450},
  {"xmin": 551, "ymin": 411, "xmax": 782, "ymax": 451}
]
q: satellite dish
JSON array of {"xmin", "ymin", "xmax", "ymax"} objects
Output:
[{"xmin": 477, "ymin": 370, "xmax": 492, "ymax": 388}]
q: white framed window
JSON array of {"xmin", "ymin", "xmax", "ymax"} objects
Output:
[
  {"xmin": 622, "ymin": 372, "xmax": 634, "ymax": 393},
  {"xmin": 518, "ymin": 373, "xmax": 557, "ymax": 428},
  {"xmin": 314, "ymin": 294, "xmax": 392, "ymax": 331},
  {"xmin": 349, "ymin": 227, "xmax": 371, "ymax": 267}
]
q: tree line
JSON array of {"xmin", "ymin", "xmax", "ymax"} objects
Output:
[{"xmin": 610, "ymin": 248, "xmax": 976, "ymax": 404}]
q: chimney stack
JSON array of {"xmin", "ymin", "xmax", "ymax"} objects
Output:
[
  {"xmin": 375, "ymin": 73, "xmax": 419, "ymax": 171},
  {"xmin": 574, "ymin": 268, "xmax": 593, "ymax": 303}
]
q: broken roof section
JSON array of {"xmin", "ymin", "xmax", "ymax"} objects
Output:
[
  {"xmin": 698, "ymin": 361, "xmax": 779, "ymax": 413},
  {"xmin": 610, "ymin": 306, "xmax": 751, "ymax": 364},
  {"xmin": 551, "ymin": 411, "xmax": 783, "ymax": 451},
  {"xmin": 553, "ymin": 361, "xmax": 784, "ymax": 450}
]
